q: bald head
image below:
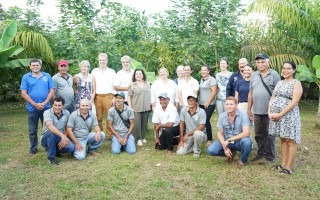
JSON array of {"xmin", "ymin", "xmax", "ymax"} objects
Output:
[{"xmin": 238, "ymin": 58, "xmax": 248, "ymax": 72}]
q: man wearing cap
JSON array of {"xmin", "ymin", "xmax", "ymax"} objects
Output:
[
  {"xmin": 114, "ymin": 55, "xmax": 134, "ymax": 104},
  {"xmin": 226, "ymin": 58, "xmax": 249, "ymax": 97},
  {"xmin": 41, "ymin": 97, "xmax": 75, "ymax": 165},
  {"xmin": 52, "ymin": 60, "xmax": 75, "ymax": 113},
  {"xmin": 248, "ymin": 53, "xmax": 280, "ymax": 162},
  {"xmin": 66, "ymin": 99, "xmax": 105, "ymax": 160},
  {"xmin": 207, "ymin": 96, "xmax": 252, "ymax": 168},
  {"xmin": 152, "ymin": 92, "xmax": 180, "ymax": 156},
  {"xmin": 91, "ymin": 53, "xmax": 116, "ymax": 139},
  {"xmin": 176, "ymin": 94, "xmax": 207, "ymax": 157},
  {"xmin": 108, "ymin": 92, "xmax": 136, "ymax": 154},
  {"xmin": 21, "ymin": 58, "xmax": 55, "ymax": 156}
]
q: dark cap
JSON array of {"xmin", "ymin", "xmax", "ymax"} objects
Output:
[
  {"xmin": 114, "ymin": 92, "xmax": 125, "ymax": 99},
  {"xmin": 255, "ymin": 53, "xmax": 269, "ymax": 60},
  {"xmin": 58, "ymin": 60, "xmax": 69, "ymax": 67},
  {"xmin": 158, "ymin": 92, "xmax": 169, "ymax": 99}
]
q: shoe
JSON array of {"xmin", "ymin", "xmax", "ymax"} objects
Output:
[
  {"xmin": 271, "ymin": 165, "xmax": 283, "ymax": 171},
  {"xmin": 227, "ymin": 151, "xmax": 237, "ymax": 164},
  {"xmin": 266, "ymin": 158, "xmax": 275, "ymax": 163},
  {"xmin": 137, "ymin": 140, "xmax": 143, "ymax": 146},
  {"xmin": 193, "ymin": 153, "xmax": 200, "ymax": 158},
  {"xmin": 237, "ymin": 161, "xmax": 245, "ymax": 168},
  {"xmin": 89, "ymin": 151, "xmax": 100, "ymax": 156},
  {"xmin": 142, "ymin": 139, "xmax": 147, "ymax": 143},
  {"xmin": 279, "ymin": 168, "xmax": 292, "ymax": 175},
  {"xmin": 48, "ymin": 158, "xmax": 60, "ymax": 165},
  {"xmin": 251, "ymin": 156, "xmax": 263, "ymax": 162},
  {"xmin": 29, "ymin": 151, "xmax": 37, "ymax": 156},
  {"xmin": 56, "ymin": 153, "xmax": 63, "ymax": 157},
  {"xmin": 166, "ymin": 151, "xmax": 173, "ymax": 157},
  {"xmin": 205, "ymin": 140, "xmax": 212, "ymax": 147}
]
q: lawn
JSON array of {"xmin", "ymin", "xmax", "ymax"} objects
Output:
[{"xmin": 0, "ymin": 100, "xmax": 320, "ymax": 199}]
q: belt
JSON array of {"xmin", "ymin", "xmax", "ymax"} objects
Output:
[
  {"xmin": 239, "ymin": 101, "xmax": 247, "ymax": 103},
  {"xmin": 96, "ymin": 93, "xmax": 113, "ymax": 97}
]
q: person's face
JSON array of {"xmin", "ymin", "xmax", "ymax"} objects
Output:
[
  {"xmin": 52, "ymin": 101, "xmax": 64, "ymax": 115},
  {"xmin": 122, "ymin": 59, "xmax": 131, "ymax": 71},
  {"xmin": 187, "ymin": 98, "xmax": 197, "ymax": 108},
  {"xmin": 159, "ymin": 69, "xmax": 168, "ymax": 79},
  {"xmin": 80, "ymin": 64, "xmax": 89, "ymax": 74},
  {"xmin": 29, "ymin": 62, "xmax": 42, "ymax": 74},
  {"xmin": 256, "ymin": 59, "xmax": 269, "ymax": 72},
  {"xmin": 99, "ymin": 56, "xmax": 108, "ymax": 67},
  {"xmin": 238, "ymin": 60, "xmax": 247, "ymax": 72},
  {"xmin": 225, "ymin": 99, "xmax": 237, "ymax": 113},
  {"xmin": 135, "ymin": 71, "xmax": 144, "ymax": 81},
  {"xmin": 159, "ymin": 97, "xmax": 169, "ymax": 108},
  {"xmin": 115, "ymin": 95, "xmax": 124, "ymax": 106},
  {"xmin": 79, "ymin": 100, "xmax": 90, "ymax": 115},
  {"xmin": 58, "ymin": 64, "xmax": 69, "ymax": 74},
  {"xmin": 243, "ymin": 66, "xmax": 253, "ymax": 79},
  {"xmin": 220, "ymin": 60, "xmax": 228, "ymax": 71},
  {"xmin": 201, "ymin": 67, "xmax": 210, "ymax": 78},
  {"xmin": 184, "ymin": 66, "xmax": 192, "ymax": 77},
  {"xmin": 176, "ymin": 68, "xmax": 184, "ymax": 78},
  {"xmin": 281, "ymin": 63, "xmax": 295, "ymax": 79}
]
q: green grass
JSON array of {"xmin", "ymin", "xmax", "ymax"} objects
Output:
[{"xmin": 0, "ymin": 100, "xmax": 320, "ymax": 199}]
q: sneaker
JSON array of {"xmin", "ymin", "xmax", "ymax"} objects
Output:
[
  {"xmin": 205, "ymin": 140, "xmax": 213, "ymax": 147},
  {"xmin": 137, "ymin": 140, "xmax": 143, "ymax": 146},
  {"xmin": 193, "ymin": 153, "xmax": 200, "ymax": 158},
  {"xmin": 251, "ymin": 156, "xmax": 263, "ymax": 162},
  {"xmin": 89, "ymin": 151, "xmax": 100, "ymax": 156},
  {"xmin": 237, "ymin": 161, "xmax": 245, "ymax": 169},
  {"xmin": 56, "ymin": 153, "xmax": 63, "ymax": 157},
  {"xmin": 29, "ymin": 151, "xmax": 37, "ymax": 156},
  {"xmin": 142, "ymin": 139, "xmax": 147, "ymax": 143},
  {"xmin": 227, "ymin": 151, "xmax": 237, "ymax": 164},
  {"xmin": 48, "ymin": 158, "xmax": 60, "ymax": 165},
  {"xmin": 166, "ymin": 151, "xmax": 173, "ymax": 157}
]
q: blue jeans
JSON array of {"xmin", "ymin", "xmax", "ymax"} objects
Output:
[
  {"xmin": 73, "ymin": 132, "xmax": 105, "ymax": 160},
  {"xmin": 27, "ymin": 110, "xmax": 45, "ymax": 153},
  {"xmin": 207, "ymin": 137, "xmax": 252, "ymax": 163},
  {"xmin": 200, "ymin": 104, "xmax": 215, "ymax": 141},
  {"xmin": 41, "ymin": 131, "xmax": 75, "ymax": 159},
  {"xmin": 112, "ymin": 134, "xmax": 136, "ymax": 154}
]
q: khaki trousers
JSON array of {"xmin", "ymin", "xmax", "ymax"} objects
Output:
[{"xmin": 94, "ymin": 94, "xmax": 113, "ymax": 138}]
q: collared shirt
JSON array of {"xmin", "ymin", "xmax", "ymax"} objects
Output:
[
  {"xmin": 42, "ymin": 108, "xmax": 70, "ymax": 135},
  {"xmin": 52, "ymin": 72, "xmax": 74, "ymax": 108},
  {"xmin": 151, "ymin": 78, "xmax": 178, "ymax": 106},
  {"xmin": 226, "ymin": 71, "xmax": 243, "ymax": 97},
  {"xmin": 20, "ymin": 71, "xmax": 55, "ymax": 112},
  {"xmin": 217, "ymin": 109, "xmax": 250, "ymax": 139},
  {"xmin": 180, "ymin": 106, "xmax": 206, "ymax": 134},
  {"xmin": 114, "ymin": 69, "xmax": 134, "ymax": 100},
  {"xmin": 178, "ymin": 77, "xmax": 199, "ymax": 106},
  {"xmin": 128, "ymin": 81, "xmax": 151, "ymax": 112},
  {"xmin": 199, "ymin": 75, "xmax": 217, "ymax": 105},
  {"xmin": 67, "ymin": 109, "xmax": 98, "ymax": 140},
  {"xmin": 108, "ymin": 105, "xmax": 134, "ymax": 135},
  {"xmin": 91, "ymin": 67, "xmax": 116, "ymax": 94},
  {"xmin": 152, "ymin": 103, "xmax": 180, "ymax": 127}
]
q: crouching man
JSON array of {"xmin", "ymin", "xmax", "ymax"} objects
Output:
[
  {"xmin": 67, "ymin": 99, "xmax": 105, "ymax": 160},
  {"xmin": 108, "ymin": 92, "xmax": 136, "ymax": 154},
  {"xmin": 207, "ymin": 96, "xmax": 252, "ymax": 168},
  {"xmin": 41, "ymin": 97, "xmax": 75, "ymax": 165}
]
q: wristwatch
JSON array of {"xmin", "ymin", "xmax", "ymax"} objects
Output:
[{"xmin": 227, "ymin": 139, "xmax": 232, "ymax": 143}]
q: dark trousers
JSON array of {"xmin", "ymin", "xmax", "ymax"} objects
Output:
[
  {"xmin": 27, "ymin": 110, "xmax": 45, "ymax": 153},
  {"xmin": 200, "ymin": 104, "xmax": 215, "ymax": 141},
  {"xmin": 254, "ymin": 114, "xmax": 276, "ymax": 160},
  {"xmin": 158, "ymin": 125, "xmax": 180, "ymax": 151}
]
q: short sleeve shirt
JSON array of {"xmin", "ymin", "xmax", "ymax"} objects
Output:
[
  {"xmin": 108, "ymin": 105, "xmax": 134, "ymax": 135},
  {"xmin": 152, "ymin": 103, "xmax": 180, "ymax": 127},
  {"xmin": 113, "ymin": 69, "xmax": 134, "ymax": 100},
  {"xmin": 151, "ymin": 79, "xmax": 178, "ymax": 106},
  {"xmin": 178, "ymin": 77, "xmax": 199, "ymax": 106},
  {"xmin": 52, "ymin": 73, "xmax": 74, "ymax": 108},
  {"xmin": 42, "ymin": 108, "xmax": 70, "ymax": 135},
  {"xmin": 91, "ymin": 67, "xmax": 116, "ymax": 94},
  {"xmin": 199, "ymin": 75, "xmax": 217, "ymax": 105},
  {"xmin": 180, "ymin": 106, "xmax": 206, "ymax": 134}
]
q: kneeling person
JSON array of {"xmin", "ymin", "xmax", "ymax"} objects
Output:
[
  {"xmin": 152, "ymin": 93, "xmax": 180, "ymax": 156},
  {"xmin": 207, "ymin": 96, "xmax": 252, "ymax": 167},
  {"xmin": 67, "ymin": 99, "xmax": 105, "ymax": 160},
  {"xmin": 108, "ymin": 92, "xmax": 136, "ymax": 154},
  {"xmin": 41, "ymin": 97, "xmax": 75, "ymax": 165}
]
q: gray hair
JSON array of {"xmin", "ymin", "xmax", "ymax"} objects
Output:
[
  {"xmin": 79, "ymin": 60, "xmax": 90, "ymax": 69},
  {"xmin": 176, "ymin": 65, "xmax": 184, "ymax": 72},
  {"xmin": 121, "ymin": 55, "xmax": 131, "ymax": 62},
  {"xmin": 98, "ymin": 53, "xmax": 108, "ymax": 59}
]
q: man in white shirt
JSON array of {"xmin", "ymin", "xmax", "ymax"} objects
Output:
[{"xmin": 178, "ymin": 65, "xmax": 199, "ymax": 107}]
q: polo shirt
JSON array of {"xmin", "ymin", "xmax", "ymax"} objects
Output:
[
  {"xmin": 114, "ymin": 69, "xmax": 134, "ymax": 100},
  {"xmin": 226, "ymin": 71, "xmax": 243, "ymax": 97},
  {"xmin": 199, "ymin": 75, "xmax": 217, "ymax": 105},
  {"xmin": 178, "ymin": 77, "xmax": 199, "ymax": 106},
  {"xmin": 67, "ymin": 109, "xmax": 98, "ymax": 140},
  {"xmin": 217, "ymin": 109, "xmax": 250, "ymax": 139},
  {"xmin": 52, "ymin": 72, "xmax": 74, "ymax": 108},
  {"xmin": 151, "ymin": 79, "xmax": 178, "ymax": 106},
  {"xmin": 152, "ymin": 103, "xmax": 180, "ymax": 127},
  {"xmin": 20, "ymin": 71, "xmax": 55, "ymax": 112},
  {"xmin": 235, "ymin": 79, "xmax": 250, "ymax": 103},
  {"xmin": 91, "ymin": 67, "xmax": 116, "ymax": 94},
  {"xmin": 250, "ymin": 69, "xmax": 280, "ymax": 114},
  {"xmin": 108, "ymin": 105, "xmax": 134, "ymax": 135},
  {"xmin": 42, "ymin": 108, "xmax": 70, "ymax": 134},
  {"xmin": 180, "ymin": 106, "xmax": 206, "ymax": 134}
]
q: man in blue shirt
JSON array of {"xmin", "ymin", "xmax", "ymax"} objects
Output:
[
  {"xmin": 207, "ymin": 96, "xmax": 252, "ymax": 168},
  {"xmin": 20, "ymin": 58, "xmax": 55, "ymax": 156},
  {"xmin": 226, "ymin": 58, "xmax": 248, "ymax": 97}
]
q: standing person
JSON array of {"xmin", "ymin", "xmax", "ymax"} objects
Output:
[
  {"xmin": 114, "ymin": 55, "xmax": 134, "ymax": 104},
  {"xmin": 226, "ymin": 58, "xmax": 248, "ymax": 97},
  {"xmin": 207, "ymin": 97, "xmax": 252, "ymax": 168},
  {"xmin": 248, "ymin": 53, "xmax": 281, "ymax": 162},
  {"xmin": 152, "ymin": 93, "xmax": 180, "ymax": 156},
  {"xmin": 151, "ymin": 67, "xmax": 178, "ymax": 110},
  {"xmin": 176, "ymin": 95, "xmax": 207, "ymax": 157},
  {"xmin": 41, "ymin": 97, "xmax": 75, "ymax": 165},
  {"xmin": 66, "ymin": 99, "xmax": 105, "ymax": 160},
  {"xmin": 174, "ymin": 65, "xmax": 184, "ymax": 85},
  {"xmin": 52, "ymin": 60, "xmax": 75, "ymax": 113},
  {"xmin": 108, "ymin": 92, "xmax": 136, "ymax": 154},
  {"xmin": 127, "ymin": 69, "xmax": 151, "ymax": 146},
  {"xmin": 216, "ymin": 58, "xmax": 232, "ymax": 116},
  {"xmin": 199, "ymin": 65, "xmax": 217, "ymax": 146},
  {"xmin": 91, "ymin": 53, "xmax": 116, "ymax": 139},
  {"xmin": 235, "ymin": 63, "xmax": 254, "ymax": 113},
  {"xmin": 268, "ymin": 61, "xmax": 303, "ymax": 175},
  {"xmin": 178, "ymin": 65, "xmax": 199, "ymax": 108},
  {"xmin": 20, "ymin": 58, "xmax": 55, "ymax": 156},
  {"xmin": 73, "ymin": 60, "xmax": 96, "ymax": 113}
]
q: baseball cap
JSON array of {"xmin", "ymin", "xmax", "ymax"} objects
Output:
[
  {"xmin": 58, "ymin": 60, "xmax": 69, "ymax": 67},
  {"xmin": 255, "ymin": 53, "xmax": 269, "ymax": 60},
  {"xmin": 158, "ymin": 92, "xmax": 169, "ymax": 99},
  {"xmin": 114, "ymin": 92, "xmax": 125, "ymax": 99},
  {"xmin": 187, "ymin": 94, "xmax": 198, "ymax": 100}
]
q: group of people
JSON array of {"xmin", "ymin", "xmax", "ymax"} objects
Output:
[{"xmin": 20, "ymin": 53, "xmax": 302, "ymax": 175}]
